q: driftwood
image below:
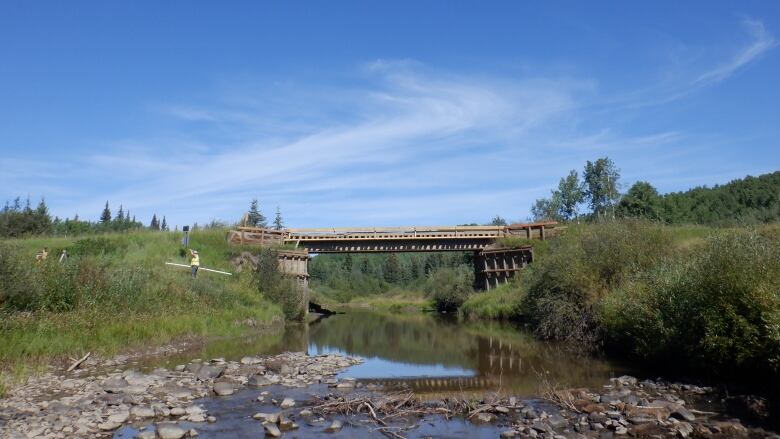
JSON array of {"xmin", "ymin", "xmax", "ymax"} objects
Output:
[{"xmin": 67, "ymin": 352, "xmax": 91, "ymax": 372}]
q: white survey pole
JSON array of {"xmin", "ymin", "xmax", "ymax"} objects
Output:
[{"xmin": 165, "ymin": 262, "xmax": 233, "ymax": 276}]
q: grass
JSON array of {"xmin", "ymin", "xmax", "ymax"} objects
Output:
[
  {"xmin": 0, "ymin": 229, "xmax": 284, "ymax": 380},
  {"xmin": 460, "ymin": 282, "xmax": 524, "ymax": 320},
  {"xmin": 314, "ymin": 289, "xmax": 433, "ymax": 312}
]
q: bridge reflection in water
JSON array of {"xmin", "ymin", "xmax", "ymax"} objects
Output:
[{"xmin": 295, "ymin": 312, "xmax": 630, "ymax": 396}]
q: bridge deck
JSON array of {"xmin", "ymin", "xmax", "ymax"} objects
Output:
[{"xmin": 228, "ymin": 221, "xmax": 557, "ymax": 253}]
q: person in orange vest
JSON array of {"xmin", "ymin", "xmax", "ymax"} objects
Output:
[{"xmin": 189, "ymin": 249, "xmax": 200, "ymax": 278}]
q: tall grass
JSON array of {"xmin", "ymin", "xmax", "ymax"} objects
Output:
[{"xmin": 0, "ymin": 230, "xmax": 282, "ymax": 367}]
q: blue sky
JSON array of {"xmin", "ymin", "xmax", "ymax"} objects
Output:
[{"xmin": 1, "ymin": 1, "xmax": 778, "ymax": 228}]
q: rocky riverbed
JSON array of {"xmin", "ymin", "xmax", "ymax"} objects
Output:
[
  {"xmin": 0, "ymin": 352, "xmax": 361, "ymax": 438},
  {"xmin": 1, "ymin": 350, "xmax": 777, "ymax": 439}
]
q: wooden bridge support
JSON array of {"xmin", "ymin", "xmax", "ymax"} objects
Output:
[{"xmin": 474, "ymin": 246, "xmax": 533, "ymax": 291}]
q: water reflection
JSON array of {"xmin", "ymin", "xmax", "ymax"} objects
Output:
[{"xmin": 150, "ymin": 311, "xmax": 630, "ymax": 396}]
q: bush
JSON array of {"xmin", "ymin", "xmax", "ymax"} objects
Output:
[
  {"xmin": 254, "ymin": 249, "xmax": 306, "ymax": 321},
  {"xmin": 424, "ymin": 266, "xmax": 474, "ymax": 312},
  {"xmin": 600, "ymin": 229, "xmax": 780, "ymax": 375},
  {"xmin": 520, "ymin": 220, "xmax": 674, "ymax": 345}
]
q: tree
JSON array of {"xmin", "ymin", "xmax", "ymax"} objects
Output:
[
  {"xmin": 150, "ymin": 213, "xmax": 160, "ymax": 230},
  {"xmin": 531, "ymin": 193, "xmax": 563, "ymax": 221},
  {"xmin": 161, "ymin": 216, "xmax": 168, "ymax": 231},
  {"xmin": 583, "ymin": 157, "xmax": 621, "ymax": 218},
  {"xmin": 489, "ymin": 215, "xmax": 508, "ymax": 226},
  {"xmin": 115, "ymin": 205, "xmax": 125, "ymax": 224},
  {"xmin": 100, "ymin": 201, "xmax": 112, "ymax": 223},
  {"xmin": 273, "ymin": 206, "xmax": 284, "ymax": 230},
  {"xmin": 384, "ymin": 253, "xmax": 402, "ymax": 283},
  {"xmin": 342, "ymin": 253, "xmax": 353, "ymax": 273},
  {"xmin": 617, "ymin": 181, "xmax": 663, "ymax": 220},
  {"xmin": 247, "ymin": 199, "xmax": 267, "ymax": 228},
  {"xmin": 557, "ymin": 170, "xmax": 584, "ymax": 220}
]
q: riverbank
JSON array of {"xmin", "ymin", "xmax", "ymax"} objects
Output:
[
  {"xmin": 1, "ymin": 346, "xmax": 776, "ymax": 438},
  {"xmin": 0, "ymin": 230, "xmax": 285, "ymax": 394}
]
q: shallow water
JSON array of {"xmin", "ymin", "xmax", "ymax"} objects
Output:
[{"xmin": 152, "ymin": 311, "xmax": 631, "ymax": 396}]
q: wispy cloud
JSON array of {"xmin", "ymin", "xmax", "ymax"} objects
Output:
[
  {"xmin": 2, "ymin": 19, "xmax": 775, "ymax": 227},
  {"xmin": 695, "ymin": 18, "xmax": 777, "ymax": 85}
]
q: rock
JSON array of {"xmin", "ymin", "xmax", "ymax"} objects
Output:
[
  {"xmin": 280, "ymin": 397, "xmax": 295, "ymax": 409},
  {"xmin": 713, "ymin": 421, "xmax": 748, "ymax": 437},
  {"xmin": 196, "ymin": 365, "xmax": 225, "ymax": 381},
  {"xmin": 471, "ymin": 412, "xmax": 497, "ymax": 423},
  {"xmin": 500, "ymin": 430, "xmax": 518, "ymax": 438},
  {"xmin": 207, "ymin": 416, "xmax": 216, "ymax": 423},
  {"xmin": 131, "ymin": 406, "xmax": 156, "ymax": 419},
  {"xmin": 265, "ymin": 423, "xmax": 282, "ymax": 437},
  {"xmin": 213, "ymin": 382, "xmax": 234, "ymax": 396},
  {"xmin": 174, "ymin": 365, "xmax": 186, "ymax": 372},
  {"xmin": 266, "ymin": 360, "xmax": 293, "ymax": 375},
  {"xmin": 185, "ymin": 405, "xmax": 205, "ymax": 415},
  {"xmin": 668, "ymin": 406, "xmax": 695, "ymax": 422},
  {"xmin": 188, "ymin": 414, "xmax": 206, "ymax": 423},
  {"xmin": 102, "ymin": 376, "xmax": 129, "ymax": 393},
  {"xmin": 108, "ymin": 411, "xmax": 129, "ymax": 424},
  {"xmin": 98, "ymin": 421, "xmax": 122, "ymax": 431},
  {"xmin": 188, "ymin": 429, "xmax": 199, "ymax": 437},
  {"xmin": 170, "ymin": 407, "xmax": 185, "ymax": 416},
  {"xmin": 299, "ymin": 409, "xmax": 313, "ymax": 417},
  {"xmin": 325, "ymin": 420, "xmax": 343, "ymax": 433},
  {"xmin": 675, "ymin": 422, "xmax": 693, "ymax": 438},
  {"xmin": 138, "ymin": 432, "xmax": 156, "ymax": 439},
  {"xmin": 494, "ymin": 406, "xmax": 510, "ymax": 414},
  {"xmin": 615, "ymin": 426, "xmax": 628, "ymax": 435},
  {"xmin": 279, "ymin": 415, "xmax": 297, "ymax": 431},
  {"xmin": 336, "ymin": 381, "xmax": 355, "ymax": 389},
  {"xmin": 624, "ymin": 406, "xmax": 669, "ymax": 422},
  {"xmin": 248, "ymin": 375, "xmax": 272, "ymax": 387},
  {"xmin": 156, "ymin": 423, "xmax": 187, "ymax": 439},
  {"xmin": 254, "ymin": 412, "xmax": 281, "ymax": 423}
]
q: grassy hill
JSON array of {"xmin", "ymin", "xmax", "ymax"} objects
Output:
[{"xmin": 0, "ymin": 229, "xmax": 281, "ymax": 380}]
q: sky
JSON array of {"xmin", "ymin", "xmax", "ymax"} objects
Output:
[{"xmin": 1, "ymin": 1, "xmax": 779, "ymax": 228}]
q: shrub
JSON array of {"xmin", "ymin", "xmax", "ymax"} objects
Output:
[
  {"xmin": 424, "ymin": 266, "xmax": 474, "ymax": 312},
  {"xmin": 254, "ymin": 248, "xmax": 306, "ymax": 321},
  {"xmin": 0, "ymin": 242, "xmax": 41, "ymax": 311},
  {"xmin": 600, "ymin": 229, "xmax": 780, "ymax": 375},
  {"xmin": 520, "ymin": 220, "xmax": 674, "ymax": 345}
]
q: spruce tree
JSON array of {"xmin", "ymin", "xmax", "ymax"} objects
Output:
[
  {"xmin": 273, "ymin": 206, "xmax": 284, "ymax": 230},
  {"xmin": 161, "ymin": 216, "xmax": 168, "ymax": 231},
  {"xmin": 150, "ymin": 213, "xmax": 160, "ymax": 230},
  {"xmin": 384, "ymin": 253, "xmax": 402, "ymax": 283},
  {"xmin": 247, "ymin": 198, "xmax": 267, "ymax": 227},
  {"xmin": 100, "ymin": 201, "xmax": 112, "ymax": 223},
  {"xmin": 116, "ymin": 204, "xmax": 125, "ymax": 223}
]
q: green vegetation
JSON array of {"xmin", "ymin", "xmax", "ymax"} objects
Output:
[
  {"xmin": 533, "ymin": 157, "xmax": 780, "ymax": 227},
  {"xmin": 309, "ymin": 252, "xmax": 473, "ymax": 303},
  {"xmin": 0, "ymin": 229, "xmax": 283, "ymax": 371},
  {"xmin": 424, "ymin": 266, "xmax": 474, "ymax": 312},
  {"xmin": 462, "ymin": 221, "xmax": 780, "ymax": 382}
]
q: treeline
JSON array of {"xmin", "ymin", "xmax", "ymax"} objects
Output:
[
  {"xmin": 0, "ymin": 198, "xmax": 156, "ymax": 238},
  {"xmin": 532, "ymin": 158, "xmax": 780, "ymax": 226},
  {"xmin": 309, "ymin": 252, "xmax": 473, "ymax": 301}
]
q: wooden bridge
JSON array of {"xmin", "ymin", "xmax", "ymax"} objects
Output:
[{"xmin": 227, "ymin": 221, "xmax": 556, "ymax": 290}]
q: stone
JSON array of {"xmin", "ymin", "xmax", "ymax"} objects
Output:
[
  {"xmin": 213, "ymin": 382, "xmax": 234, "ymax": 396},
  {"xmin": 670, "ymin": 406, "xmax": 695, "ymax": 422},
  {"xmin": 156, "ymin": 423, "xmax": 187, "ymax": 439},
  {"xmin": 675, "ymin": 422, "xmax": 693, "ymax": 438},
  {"xmin": 174, "ymin": 365, "xmax": 185, "ymax": 372},
  {"xmin": 138, "ymin": 432, "xmax": 156, "ymax": 439},
  {"xmin": 325, "ymin": 420, "xmax": 343, "ymax": 433},
  {"xmin": 188, "ymin": 429, "xmax": 199, "ymax": 437},
  {"xmin": 108, "ymin": 411, "xmax": 129, "ymax": 424},
  {"xmin": 196, "ymin": 365, "xmax": 225, "ymax": 381},
  {"xmin": 188, "ymin": 414, "xmax": 206, "ymax": 423},
  {"xmin": 207, "ymin": 416, "xmax": 216, "ymax": 423},
  {"xmin": 299, "ymin": 409, "xmax": 313, "ymax": 417},
  {"xmin": 98, "ymin": 421, "xmax": 121, "ymax": 431},
  {"xmin": 265, "ymin": 423, "xmax": 282, "ymax": 437},
  {"xmin": 615, "ymin": 426, "xmax": 628, "ymax": 435},
  {"xmin": 131, "ymin": 406, "xmax": 156, "ymax": 419},
  {"xmin": 266, "ymin": 360, "xmax": 293, "ymax": 375},
  {"xmin": 185, "ymin": 405, "xmax": 205, "ymax": 415},
  {"xmin": 170, "ymin": 407, "xmax": 185, "ymax": 416},
  {"xmin": 247, "ymin": 375, "xmax": 272, "ymax": 387},
  {"xmin": 280, "ymin": 397, "xmax": 295, "ymax": 409},
  {"xmin": 624, "ymin": 406, "xmax": 669, "ymax": 422},
  {"xmin": 471, "ymin": 412, "xmax": 497, "ymax": 423},
  {"xmin": 279, "ymin": 415, "xmax": 297, "ymax": 431},
  {"xmin": 254, "ymin": 412, "xmax": 281, "ymax": 423},
  {"xmin": 494, "ymin": 406, "xmax": 510, "ymax": 414},
  {"xmin": 500, "ymin": 430, "xmax": 518, "ymax": 438}
]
